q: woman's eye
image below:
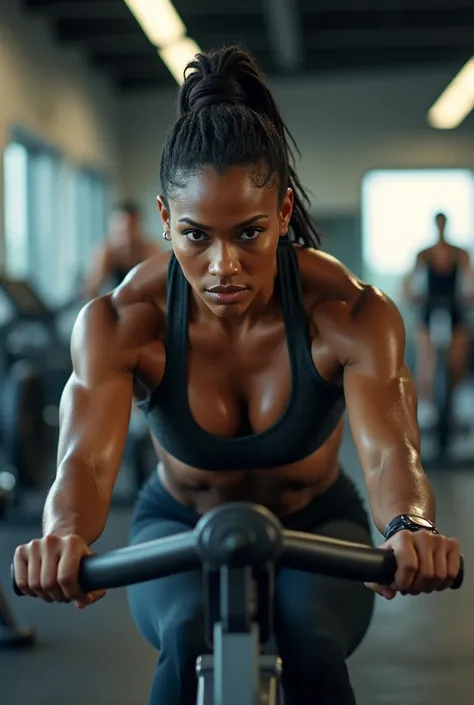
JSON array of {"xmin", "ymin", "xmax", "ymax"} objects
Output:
[
  {"xmin": 184, "ymin": 230, "xmax": 208, "ymax": 243},
  {"xmin": 238, "ymin": 228, "xmax": 262, "ymax": 241}
]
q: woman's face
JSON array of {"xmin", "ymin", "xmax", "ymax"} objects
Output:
[{"xmin": 158, "ymin": 166, "xmax": 293, "ymax": 318}]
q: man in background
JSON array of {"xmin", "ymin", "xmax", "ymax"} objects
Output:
[
  {"xmin": 83, "ymin": 201, "xmax": 160, "ymax": 299},
  {"xmin": 404, "ymin": 212, "xmax": 473, "ymax": 425},
  {"xmin": 82, "ymin": 200, "xmax": 160, "ymax": 489}
]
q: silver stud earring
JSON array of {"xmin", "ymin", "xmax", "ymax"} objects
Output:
[{"xmin": 162, "ymin": 230, "xmax": 171, "ymax": 241}]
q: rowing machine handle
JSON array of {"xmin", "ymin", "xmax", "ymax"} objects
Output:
[{"xmin": 10, "ymin": 554, "xmax": 464, "ymax": 596}]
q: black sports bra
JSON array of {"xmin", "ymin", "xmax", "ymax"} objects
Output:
[{"xmin": 136, "ymin": 239, "xmax": 345, "ymax": 470}]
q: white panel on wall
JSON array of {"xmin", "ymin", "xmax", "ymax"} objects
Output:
[{"xmin": 361, "ymin": 168, "xmax": 474, "ymax": 306}]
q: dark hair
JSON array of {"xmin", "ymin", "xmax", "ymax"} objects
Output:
[
  {"xmin": 435, "ymin": 212, "xmax": 447, "ymax": 222},
  {"xmin": 115, "ymin": 201, "xmax": 140, "ymax": 217},
  {"xmin": 160, "ymin": 46, "xmax": 321, "ymax": 248}
]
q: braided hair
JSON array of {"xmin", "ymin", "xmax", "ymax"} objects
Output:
[{"xmin": 160, "ymin": 46, "xmax": 321, "ymax": 248}]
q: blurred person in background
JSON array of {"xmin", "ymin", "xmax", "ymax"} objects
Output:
[
  {"xmin": 404, "ymin": 212, "xmax": 473, "ymax": 424},
  {"xmin": 83, "ymin": 201, "xmax": 160, "ymax": 299},
  {"xmin": 82, "ymin": 200, "xmax": 160, "ymax": 451}
]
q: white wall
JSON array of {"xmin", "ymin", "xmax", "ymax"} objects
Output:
[
  {"xmin": 0, "ymin": 1, "xmax": 120, "ymax": 255},
  {"xmin": 118, "ymin": 65, "xmax": 474, "ymax": 235}
]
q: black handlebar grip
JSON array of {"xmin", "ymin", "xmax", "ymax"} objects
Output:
[
  {"xmin": 10, "ymin": 553, "xmax": 465, "ymax": 595},
  {"xmin": 11, "ymin": 563, "xmax": 24, "ymax": 596},
  {"xmin": 451, "ymin": 555, "xmax": 464, "ymax": 590}
]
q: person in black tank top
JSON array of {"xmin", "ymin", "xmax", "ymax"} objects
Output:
[
  {"xmin": 14, "ymin": 47, "xmax": 461, "ymax": 705},
  {"xmin": 82, "ymin": 201, "xmax": 160, "ymax": 299},
  {"xmin": 406, "ymin": 212, "xmax": 472, "ymax": 407}
]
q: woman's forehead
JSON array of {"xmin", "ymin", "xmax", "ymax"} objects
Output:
[{"xmin": 169, "ymin": 166, "xmax": 278, "ymax": 220}]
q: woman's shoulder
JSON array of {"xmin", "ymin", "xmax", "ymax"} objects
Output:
[
  {"xmin": 295, "ymin": 245, "xmax": 368, "ymax": 306},
  {"xmin": 294, "ymin": 246, "xmax": 402, "ymax": 354},
  {"xmin": 112, "ymin": 250, "xmax": 172, "ymax": 307},
  {"xmin": 81, "ymin": 250, "xmax": 172, "ymax": 350}
]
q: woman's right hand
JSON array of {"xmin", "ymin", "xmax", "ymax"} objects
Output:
[{"xmin": 13, "ymin": 534, "xmax": 106, "ymax": 609}]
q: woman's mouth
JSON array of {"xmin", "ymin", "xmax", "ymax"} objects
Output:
[{"xmin": 205, "ymin": 285, "xmax": 249, "ymax": 304}]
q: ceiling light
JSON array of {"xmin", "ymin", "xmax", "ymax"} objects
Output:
[
  {"xmin": 428, "ymin": 57, "xmax": 474, "ymax": 130},
  {"xmin": 159, "ymin": 37, "xmax": 202, "ymax": 86},
  {"xmin": 124, "ymin": 0, "xmax": 185, "ymax": 48}
]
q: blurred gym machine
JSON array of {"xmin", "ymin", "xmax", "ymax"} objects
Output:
[
  {"xmin": 0, "ymin": 276, "xmax": 154, "ymax": 522},
  {"xmin": 420, "ymin": 304, "xmax": 473, "ymax": 470},
  {"xmin": 0, "ymin": 584, "xmax": 36, "ymax": 648},
  {"xmin": 0, "ymin": 278, "xmax": 60, "ymax": 520},
  {"xmin": 402, "ymin": 265, "xmax": 474, "ymax": 471}
]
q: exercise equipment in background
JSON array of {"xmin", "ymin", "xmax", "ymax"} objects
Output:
[
  {"xmin": 0, "ymin": 278, "xmax": 63, "ymax": 519},
  {"xmin": 421, "ymin": 300, "xmax": 472, "ymax": 470},
  {"xmin": 429, "ymin": 303, "xmax": 455, "ymax": 457},
  {"xmin": 0, "ymin": 585, "xmax": 36, "ymax": 648},
  {"xmin": 0, "ymin": 276, "xmax": 154, "ymax": 521}
]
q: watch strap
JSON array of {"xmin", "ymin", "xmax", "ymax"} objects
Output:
[{"xmin": 384, "ymin": 514, "xmax": 439, "ymax": 541}]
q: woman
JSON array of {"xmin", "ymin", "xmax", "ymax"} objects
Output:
[{"xmin": 13, "ymin": 47, "xmax": 460, "ymax": 705}]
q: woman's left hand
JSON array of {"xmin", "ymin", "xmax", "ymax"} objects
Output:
[{"xmin": 365, "ymin": 529, "xmax": 461, "ymax": 600}]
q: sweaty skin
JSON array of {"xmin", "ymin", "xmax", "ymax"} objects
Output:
[
  {"xmin": 48, "ymin": 241, "xmax": 430, "ymax": 535},
  {"xmin": 15, "ymin": 167, "xmax": 460, "ymax": 606}
]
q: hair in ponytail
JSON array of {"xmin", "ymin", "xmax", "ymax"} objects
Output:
[{"xmin": 160, "ymin": 46, "xmax": 321, "ymax": 248}]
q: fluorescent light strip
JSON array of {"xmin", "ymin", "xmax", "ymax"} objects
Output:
[
  {"xmin": 123, "ymin": 0, "xmax": 185, "ymax": 48},
  {"xmin": 428, "ymin": 57, "xmax": 474, "ymax": 130},
  {"xmin": 159, "ymin": 37, "xmax": 202, "ymax": 86}
]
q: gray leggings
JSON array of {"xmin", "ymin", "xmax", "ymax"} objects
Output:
[{"xmin": 127, "ymin": 470, "xmax": 375, "ymax": 705}]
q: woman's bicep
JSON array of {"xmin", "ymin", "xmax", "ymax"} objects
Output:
[
  {"xmin": 57, "ymin": 372, "xmax": 133, "ymax": 487},
  {"xmin": 56, "ymin": 299, "xmax": 136, "ymax": 495},
  {"xmin": 340, "ymin": 290, "xmax": 421, "ymax": 471}
]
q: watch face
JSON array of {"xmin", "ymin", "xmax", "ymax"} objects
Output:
[{"xmin": 406, "ymin": 515, "xmax": 434, "ymax": 528}]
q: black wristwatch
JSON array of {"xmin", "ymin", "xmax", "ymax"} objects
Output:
[{"xmin": 384, "ymin": 514, "xmax": 439, "ymax": 541}]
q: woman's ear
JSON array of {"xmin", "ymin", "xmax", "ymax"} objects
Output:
[{"xmin": 157, "ymin": 195, "xmax": 171, "ymax": 232}]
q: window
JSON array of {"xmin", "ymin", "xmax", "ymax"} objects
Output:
[
  {"xmin": 3, "ymin": 131, "xmax": 110, "ymax": 306},
  {"xmin": 75, "ymin": 169, "xmax": 109, "ymax": 278},
  {"xmin": 55, "ymin": 161, "xmax": 81, "ymax": 303},
  {"xmin": 361, "ymin": 169, "xmax": 474, "ymax": 302},
  {"xmin": 30, "ymin": 149, "xmax": 61, "ymax": 305},
  {"xmin": 3, "ymin": 142, "xmax": 30, "ymax": 279}
]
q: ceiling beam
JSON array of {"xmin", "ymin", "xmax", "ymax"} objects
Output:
[
  {"xmin": 312, "ymin": 26, "xmax": 474, "ymax": 49},
  {"xmin": 23, "ymin": 0, "xmax": 125, "ymax": 16},
  {"xmin": 86, "ymin": 33, "xmax": 257, "ymax": 56},
  {"xmin": 81, "ymin": 35, "xmax": 152, "ymax": 54},
  {"xmin": 70, "ymin": 24, "xmax": 474, "ymax": 55},
  {"xmin": 306, "ymin": 45, "xmax": 466, "ymax": 68},
  {"xmin": 91, "ymin": 54, "xmax": 165, "ymax": 72},
  {"xmin": 24, "ymin": 0, "xmax": 263, "ymax": 19},
  {"xmin": 300, "ymin": 0, "xmax": 474, "ymax": 10},
  {"xmin": 116, "ymin": 76, "xmax": 175, "ymax": 91},
  {"xmin": 173, "ymin": 0, "xmax": 262, "ymax": 15},
  {"xmin": 25, "ymin": 0, "xmax": 474, "ymax": 15},
  {"xmin": 54, "ymin": 17, "xmax": 142, "ymax": 41},
  {"xmin": 261, "ymin": 0, "xmax": 304, "ymax": 71}
]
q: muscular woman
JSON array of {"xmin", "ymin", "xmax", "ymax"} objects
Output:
[
  {"xmin": 14, "ymin": 48, "xmax": 461, "ymax": 705},
  {"xmin": 82, "ymin": 201, "xmax": 160, "ymax": 299}
]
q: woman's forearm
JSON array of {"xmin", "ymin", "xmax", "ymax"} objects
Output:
[
  {"xmin": 365, "ymin": 446, "xmax": 436, "ymax": 535},
  {"xmin": 42, "ymin": 458, "xmax": 111, "ymax": 546}
]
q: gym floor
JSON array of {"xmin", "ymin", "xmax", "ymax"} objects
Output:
[{"xmin": 1, "ymin": 429, "xmax": 474, "ymax": 705}]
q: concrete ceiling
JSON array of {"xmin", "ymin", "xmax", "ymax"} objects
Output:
[{"xmin": 22, "ymin": 0, "xmax": 474, "ymax": 92}]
